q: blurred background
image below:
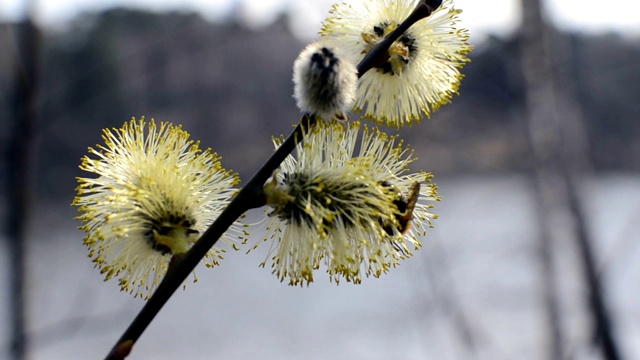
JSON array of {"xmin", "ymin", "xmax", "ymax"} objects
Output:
[{"xmin": 1, "ymin": 0, "xmax": 639, "ymax": 359}]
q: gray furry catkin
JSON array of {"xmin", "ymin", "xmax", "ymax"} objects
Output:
[{"xmin": 293, "ymin": 42, "xmax": 357, "ymax": 121}]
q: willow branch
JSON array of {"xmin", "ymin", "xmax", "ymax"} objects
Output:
[
  {"xmin": 105, "ymin": 1, "xmax": 440, "ymax": 358},
  {"xmin": 357, "ymin": 0, "xmax": 441, "ymax": 75},
  {"xmin": 105, "ymin": 114, "xmax": 316, "ymax": 359}
]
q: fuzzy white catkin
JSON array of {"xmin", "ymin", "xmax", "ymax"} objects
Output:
[{"xmin": 293, "ymin": 42, "xmax": 357, "ymax": 121}]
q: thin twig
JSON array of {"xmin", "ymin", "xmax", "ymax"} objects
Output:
[
  {"xmin": 104, "ymin": 2, "xmax": 440, "ymax": 358},
  {"xmin": 564, "ymin": 171, "xmax": 622, "ymax": 360},
  {"xmin": 105, "ymin": 114, "xmax": 316, "ymax": 359},
  {"xmin": 357, "ymin": 0, "xmax": 439, "ymax": 75}
]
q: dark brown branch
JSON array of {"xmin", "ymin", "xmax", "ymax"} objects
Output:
[
  {"xmin": 357, "ymin": 0, "xmax": 440, "ymax": 75},
  {"xmin": 105, "ymin": 2, "xmax": 443, "ymax": 358},
  {"xmin": 105, "ymin": 114, "xmax": 316, "ymax": 360}
]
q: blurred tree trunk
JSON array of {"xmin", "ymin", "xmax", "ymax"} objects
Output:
[
  {"xmin": 518, "ymin": 0, "xmax": 621, "ymax": 359},
  {"xmin": 519, "ymin": 1, "xmax": 565, "ymax": 358},
  {"xmin": 5, "ymin": 15, "xmax": 40, "ymax": 360}
]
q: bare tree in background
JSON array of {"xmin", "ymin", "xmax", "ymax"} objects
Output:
[
  {"xmin": 518, "ymin": 0, "xmax": 621, "ymax": 359},
  {"xmin": 5, "ymin": 9, "xmax": 40, "ymax": 360}
]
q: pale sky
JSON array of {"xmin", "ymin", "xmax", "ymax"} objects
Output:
[{"xmin": 1, "ymin": 0, "xmax": 639, "ymax": 40}]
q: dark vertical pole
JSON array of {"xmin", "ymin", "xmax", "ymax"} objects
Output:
[{"xmin": 6, "ymin": 12, "xmax": 40, "ymax": 360}]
